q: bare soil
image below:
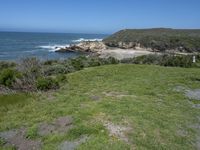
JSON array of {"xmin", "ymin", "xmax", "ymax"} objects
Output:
[{"xmin": 0, "ymin": 128, "xmax": 42, "ymax": 150}]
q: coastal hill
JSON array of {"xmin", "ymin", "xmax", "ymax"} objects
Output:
[{"xmin": 103, "ymin": 28, "xmax": 200, "ymax": 52}]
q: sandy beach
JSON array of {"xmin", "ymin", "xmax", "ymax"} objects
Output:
[{"xmin": 98, "ymin": 49, "xmax": 154, "ymax": 60}]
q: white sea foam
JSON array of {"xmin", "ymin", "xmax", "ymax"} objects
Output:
[
  {"xmin": 73, "ymin": 38, "xmax": 102, "ymax": 42},
  {"xmin": 38, "ymin": 44, "xmax": 70, "ymax": 52}
]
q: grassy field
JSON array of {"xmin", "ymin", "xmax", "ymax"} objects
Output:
[{"xmin": 0, "ymin": 64, "xmax": 200, "ymax": 150}]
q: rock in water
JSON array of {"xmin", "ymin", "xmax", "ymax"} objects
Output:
[{"xmin": 55, "ymin": 41, "xmax": 107, "ymax": 53}]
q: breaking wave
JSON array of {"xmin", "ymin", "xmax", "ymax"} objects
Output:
[
  {"xmin": 73, "ymin": 38, "xmax": 102, "ymax": 42},
  {"xmin": 38, "ymin": 44, "xmax": 70, "ymax": 52}
]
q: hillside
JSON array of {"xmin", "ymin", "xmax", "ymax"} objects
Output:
[
  {"xmin": 0, "ymin": 64, "xmax": 200, "ymax": 149},
  {"xmin": 103, "ymin": 28, "xmax": 200, "ymax": 52}
]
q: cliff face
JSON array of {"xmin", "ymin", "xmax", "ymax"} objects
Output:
[{"xmin": 103, "ymin": 28, "xmax": 200, "ymax": 52}]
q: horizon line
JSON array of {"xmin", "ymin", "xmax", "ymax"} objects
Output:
[{"xmin": 0, "ymin": 30, "xmax": 110, "ymax": 35}]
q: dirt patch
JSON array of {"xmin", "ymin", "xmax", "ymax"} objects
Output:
[
  {"xmin": 103, "ymin": 91, "xmax": 136, "ymax": 99},
  {"xmin": 103, "ymin": 121, "xmax": 132, "ymax": 143},
  {"xmin": 186, "ymin": 89, "xmax": 200, "ymax": 101},
  {"xmin": 0, "ymin": 128, "xmax": 42, "ymax": 150},
  {"xmin": 189, "ymin": 117, "xmax": 200, "ymax": 150},
  {"xmin": 174, "ymin": 86, "xmax": 200, "ymax": 101},
  {"xmin": 174, "ymin": 86, "xmax": 200, "ymax": 108},
  {"xmin": 174, "ymin": 86, "xmax": 187, "ymax": 92},
  {"xmin": 59, "ymin": 136, "xmax": 88, "ymax": 150},
  {"xmin": 38, "ymin": 116, "xmax": 73, "ymax": 136},
  {"xmin": 193, "ymin": 104, "xmax": 200, "ymax": 108},
  {"xmin": 176, "ymin": 129, "xmax": 188, "ymax": 137},
  {"xmin": 90, "ymin": 95, "xmax": 101, "ymax": 101}
]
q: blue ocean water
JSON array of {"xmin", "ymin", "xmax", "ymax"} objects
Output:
[{"xmin": 0, "ymin": 32, "xmax": 108, "ymax": 61}]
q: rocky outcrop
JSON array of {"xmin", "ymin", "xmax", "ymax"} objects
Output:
[
  {"xmin": 55, "ymin": 41, "xmax": 107, "ymax": 53},
  {"xmin": 104, "ymin": 41, "xmax": 145, "ymax": 49}
]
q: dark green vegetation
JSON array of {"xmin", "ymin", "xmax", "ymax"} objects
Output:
[
  {"xmin": 122, "ymin": 54, "xmax": 197, "ymax": 68},
  {"xmin": 103, "ymin": 28, "xmax": 200, "ymax": 52},
  {"xmin": 0, "ymin": 64, "xmax": 200, "ymax": 149},
  {"xmin": 1, "ymin": 54, "xmax": 200, "ymax": 93},
  {"xmin": 0, "ymin": 57, "xmax": 119, "ymax": 92}
]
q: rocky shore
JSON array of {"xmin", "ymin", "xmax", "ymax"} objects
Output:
[
  {"xmin": 54, "ymin": 40, "xmax": 195, "ymax": 60},
  {"xmin": 55, "ymin": 41, "xmax": 108, "ymax": 53},
  {"xmin": 56, "ymin": 41, "xmax": 157, "ymax": 60},
  {"xmin": 55, "ymin": 41, "xmax": 155, "ymax": 60}
]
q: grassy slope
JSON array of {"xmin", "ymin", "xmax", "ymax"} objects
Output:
[{"xmin": 0, "ymin": 64, "xmax": 200, "ymax": 150}]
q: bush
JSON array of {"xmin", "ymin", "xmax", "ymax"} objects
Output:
[
  {"xmin": 43, "ymin": 60, "xmax": 58, "ymax": 65},
  {"xmin": 160, "ymin": 55, "xmax": 193, "ymax": 67},
  {"xmin": 17, "ymin": 57, "xmax": 42, "ymax": 82},
  {"xmin": 0, "ymin": 68, "xmax": 21, "ymax": 87},
  {"xmin": 87, "ymin": 57, "xmax": 102, "ymax": 67},
  {"xmin": 100, "ymin": 57, "xmax": 119, "ymax": 65},
  {"xmin": 131, "ymin": 54, "xmax": 162, "ymax": 65},
  {"xmin": 43, "ymin": 64, "xmax": 67, "ymax": 76},
  {"xmin": 36, "ymin": 77, "xmax": 59, "ymax": 91},
  {"xmin": 69, "ymin": 56, "xmax": 87, "ymax": 70},
  {"xmin": 56, "ymin": 74, "xmax": 67, "ymax": 82},
  {"xmin": 0, "ymin": 61, "xmax": 16, "ymax": 71},
  {"xmin": 121, "ymin": 54, "xmax": 194, "ymax": 68}
]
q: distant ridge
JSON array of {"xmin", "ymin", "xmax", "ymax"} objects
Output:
[{"xmin": 103, "ymin": 28, "xmax": 200, "ymax": 52}]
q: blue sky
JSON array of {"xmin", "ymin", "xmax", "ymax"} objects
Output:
[{"xmin": 0, "ymin": 0, "xmax": 199, "ymax": 34}]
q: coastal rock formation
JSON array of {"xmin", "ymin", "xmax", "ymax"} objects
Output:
[
  {"xmin": 55, "ymin": 41, "xmax": 107, "ymax": 53},
  {"xmin": 110, "ymin": 42, "xmax": 143, "ymax": 49}
]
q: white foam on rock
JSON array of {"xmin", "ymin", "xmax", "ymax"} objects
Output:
[
  {"xmin": 38, "ymin": 44, "xmax": 70, "ymax": 52},
  {"xmin": 73, "ymin": 38, "xmax": 102, "ymax": 42}
]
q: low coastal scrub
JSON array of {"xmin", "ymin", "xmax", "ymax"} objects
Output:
[
  {"xmin": 0, "ymin": 61, "xmax": 16, "ymax": 70},
  {"xmin": 0, "ymin": 54, "xmax": 198, "ymax": 93},
  {"xmin": 0, "ymin": 56, "xmax": 119, "ymax": 93},
  {"xmin": 36, "ymin": 77, "xmax": 59, "ymax": 91},
  {"xmin": 0, "ymin": 68, "xmax": 21, "ymax": 87},
  {"xmin": 121, "ymin": 54, "xmax": 195, "ymax": 68}
]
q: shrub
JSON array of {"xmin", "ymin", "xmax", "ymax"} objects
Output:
[
  {"xmin": 69, "ymin": 56, "xmax": 87, "ymax": 70},
  {"xmin": 101, "ymin": 57, "xmax": 120, "ymax": 65},
  {"xmin": 87, "ymin": 57, "xmax": 102, "ymax": 67},
  {"xmin": 36, "ymin": 77, "xmax": 59, "ymax": 91},
  {"xmin": 121, "ymin": 54, "xmax": 194, "ymax": 68},
  {"xmin": 131, "ymin": 54, "xmax": 162, "ymax": 65},
  {"xmin": 65, "ymin": 64, "xmax": 77, "ymax": 73},
  {"xmin": 56, "ymin": 74, "xmax": 67, "ymax": 82},
  {"xmin": 17, "ymin": 57, "xmax": 42, "ymax": 82},
  {"xmin": 160, "ymin": 55, "xmax": 193, "ymax": 67},
  {"xmin": 0, "ymin": 137, "xmax": 5, "ymax": 146},
  {"xmin": 0, "ymin": 68, "xmax": 21, "ymax": 87},
  {"xmin": 43, "ymin": 60, "xmax": 58, "ymax": 65},
  {"xmin": 43, "ymin": 64, "xmax": 67, "ymax": 76},
  {"xmin": 0, "ymin": 61, "xmax": 16, "ymax": 71}
]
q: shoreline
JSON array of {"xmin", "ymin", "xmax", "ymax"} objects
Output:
[{"xmin": 54, "ymin": 41, "xmax": 198, "ymax": 60}]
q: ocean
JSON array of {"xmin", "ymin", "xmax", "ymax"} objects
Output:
[{"xmin": 0, "ymin": 32, "xmax": 108, "ymax": 61}]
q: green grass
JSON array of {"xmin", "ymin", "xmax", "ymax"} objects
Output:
[
  {"xmin": 0, "ymin": 64, "xmax": 200, "ymax": 150},
  {"xmin": 0, "ymin": 93, "xmax": 30, "ymax": 106}
]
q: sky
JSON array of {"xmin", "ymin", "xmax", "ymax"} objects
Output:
[{"xmin": 0, "ymin": 0, "xmax": 199, "ymax": 34}]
